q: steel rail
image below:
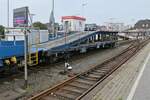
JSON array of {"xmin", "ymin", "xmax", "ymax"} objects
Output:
[{"xmin": 28, "ymin": 39, "xmax": 149, "ymax": 100}]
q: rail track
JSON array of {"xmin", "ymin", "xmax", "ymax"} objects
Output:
[{"xmin": 28, "ymin": 39, "xmax": 149, "ymax": 100}]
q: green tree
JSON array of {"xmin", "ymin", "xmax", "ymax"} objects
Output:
[
  {"xmin": 0, "ymin": 25, "xmax": 5, "ymax": 38},
  {"xmin": 33, "ymin": 22, "xmax": 47, "ymax": 30},
  {"xmin": 134, "ymin": 19, "xmax": 150, "ymax": 29}
]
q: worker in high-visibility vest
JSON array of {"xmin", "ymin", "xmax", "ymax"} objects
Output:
[
  {"xmin": 10, "ymin": 56, "xmax": 17, "ymax": 73},
  {"xmin": 4, "ymin": 59, "xmax": 10, "ymax": 72},
  {"xmin": 5, "ymin": 59, "xmax": 10, "ymax": 66},
  {"xmin": 10, "ymin": 56, "xmax": 17, "ymax": 64}
]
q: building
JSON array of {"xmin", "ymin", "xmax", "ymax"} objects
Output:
[
  {"xmin": 62, "ymin": 16, "xmax": 86, "ymax": 32},
  {"xmin": 104, "ymin": 22, "xmax": 131, "ymax": 31},
  {"xmin": 85, "ymin": 24, "xmax": 97, "ymax": 31},
  {"xmin": 98, "ymin": 25, "xmax": 107, "ymax": 31},
  {"xmin": 104, "ymin": 22, "xmax": 125, "ymax": 31}
]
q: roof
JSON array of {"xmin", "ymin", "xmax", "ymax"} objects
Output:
[{"xmin": 62, "ymin": 16, "xmax": 86, "ymax": 21}]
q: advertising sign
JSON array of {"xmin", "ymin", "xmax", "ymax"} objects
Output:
[{"xmin": 13, "ymin": 7, "xmax": 28, "ymax": 27}]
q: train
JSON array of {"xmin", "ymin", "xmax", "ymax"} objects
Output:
[{"xmin": 0, "ymin": 28, "xmax": 118, "ymax": 72}]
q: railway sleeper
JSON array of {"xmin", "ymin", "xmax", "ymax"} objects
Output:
[
  {"xmin": 103, "ymin": 62, "xmax": 118, "ymax": 67},
  {"xmin": 68, "ymin": 84, "xmax": 89, "ymax": 90},
  {"xmin": 41, "ymin": 95, "xmax": 60, "ymax": 100},
  {"xmin": 96, "ymin": 69, "xmax": 109, "ymax": 72},
  {"xmin": 90, "ymin": 71, "xmax": 105, "ymax": 76},
  {"xmin": 97, "ymin": 66, "xmax": 111, "ymax": 69},
  {"xmin": 75, "ymin": 79, "xmax": 95, "ymax": 85},
  {"xmin": 79, "ymin": 75, "xmax": 99, "ymax": 81},
  {"xmin": 52, "ymin": 93, "xmax": 74, "ymax": 100},
  {"xmin": 88, "ymin": 73, "xmax": 103, "ymax": 79},
  {"xmin": 61, "ymin": 88, "xmax": 83, "ymax": 95},
  {"xmin": 71, "ymin": 81, "xmax": 92, "ymax": 88},
  {"xmin": 55, "ymin": 89, "xmax": 79, "ymax": 100},
  {"xmin": 93, "ymin": 69, "xmax": 108, "ymax": 73},
  {"xmin": 62, "ymin": 85, "xmax": 86, "ymax": 93}
]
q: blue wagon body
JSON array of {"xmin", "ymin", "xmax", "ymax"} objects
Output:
[
  {"xmin": 0, "ymin": 41, "xmax": 24, "ymax": 59},
  {"xmin": 0, "ymin": 41, "xmax": 24, "ymax": 67}
]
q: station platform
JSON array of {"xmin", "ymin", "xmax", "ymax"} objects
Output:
[
  {"xmin": 81, "ymin": 41, "xmax": 150, "ymax": 100},
  {"xmin": 128, "ymin": 49, "xmax": 150, "ymax": 100}
]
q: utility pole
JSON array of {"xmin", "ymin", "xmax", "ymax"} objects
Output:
[
  {"xmin": 80, "ymin": 1, "xmax": 87, "ymax": 44},
  {"xmin": 64, "ymin": 21, "xmax": 72, "ymax": 72},
  {"xmin": 7, "ymin": 0, "xmax": 9, "ymax": 27},
  {"xmin": 64, "ymin": 21, "xmax": 68, "ymax": 72},
  {"xmin": 82, "ymin": 1, "xmax": 87, "ymax": 18},
  {"xmin": 24, "ymin": 28, "xmax": 28, "ymax": 89}
]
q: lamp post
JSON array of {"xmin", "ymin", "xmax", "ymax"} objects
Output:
[
  {"xmin": 82, "ymin": 1, "xmax": 87, "ymax": 18},
  {"xmin": 29, "ymin": 14, "xmax": 35, "ymax": 27},
  {"xmin": 30, "ymin": 14, "xmax": 35, "ymax": 24},
  {"xmin": 64, "ymin": 21, "xmax": 72, "ymax": 72},
  {"xmin": 64, "ymin": 21, "xmax": 68, "ymax": 72}
]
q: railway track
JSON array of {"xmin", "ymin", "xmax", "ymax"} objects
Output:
[{"xmin": 28, "ymin": 39, "xmax": 149, "ymax": 100}]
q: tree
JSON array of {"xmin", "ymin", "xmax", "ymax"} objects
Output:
[
  {"xmin": 33, "ymin": 22, "xmax": 47, "ymax": 30},
  {"xmin": 134, "ymin": 19, "xmax": 150, "ymax": 29},
  {"xmin": 0, "ymin": 25, "xmax": 5, "ymax": 38}
]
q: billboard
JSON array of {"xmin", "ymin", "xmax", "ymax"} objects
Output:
[{"xmin": 13, "ymin": 7, "xmax": 29, "ymax": 27}]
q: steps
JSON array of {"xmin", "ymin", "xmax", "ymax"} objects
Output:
[{"xmin": 28, "ymin": 51, "xmax": 38, "ymax": 66}]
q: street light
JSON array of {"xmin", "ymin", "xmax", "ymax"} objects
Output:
[
  {"xmin": 64, "ymin": 21, "xmax": 72, "ymax": 72},
  {"xmin": 30, "ymin": 14, "xmax": 35, "ymax": 24},
  {"xmin": 82, "ymin": 1, "xmax": 87, "ymax": 18},
  {"xmin": 29, "ymin": 13, "xmax": 35, "ymax": 27}
]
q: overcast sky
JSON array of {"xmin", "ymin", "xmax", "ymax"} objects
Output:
[{"xmin": 0, "ymin": 0, "xmax": 150, "ymax": 26}]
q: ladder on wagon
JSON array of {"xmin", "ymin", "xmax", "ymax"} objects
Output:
[
  {"xmin": 28, "ymin": 46, "xmax": 38, "ymax": 66},
  {"xmin": 28, "ymin": 30, "xmax": 40, "ymax": 66}
]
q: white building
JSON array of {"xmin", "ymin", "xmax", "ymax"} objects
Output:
[
  {"xmin": 104, "ymin": 22, "xmax": 131, "ymax": 31},
  {"xmin": 62, "ymin": 16, "xmax": 86, "ymax": 32},
  {"xmin": 104, "ymin": 22, "xmax": 124, "ymax": 31}
]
